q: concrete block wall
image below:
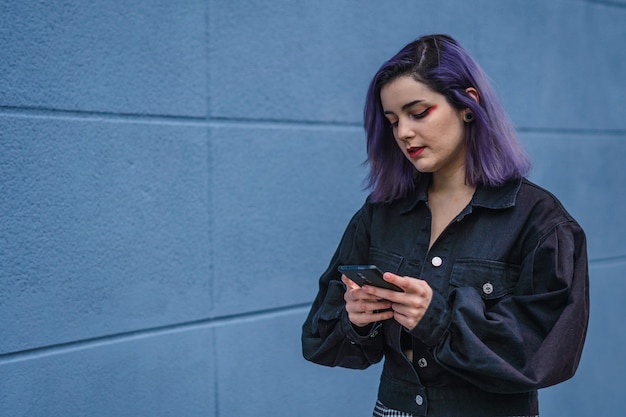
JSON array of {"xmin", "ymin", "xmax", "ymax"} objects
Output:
[{"xmin": 1, "ymin": 1, "xmax": 624, "ymax": 416}]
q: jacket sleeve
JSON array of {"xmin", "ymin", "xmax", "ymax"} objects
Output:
[
  {"xmin": 410, "ymin": 220, "xmax": 589, "ymax": 393},
  {"xmin": 301, "ymin": 203, "xmax": 385, "ymax": 369}
]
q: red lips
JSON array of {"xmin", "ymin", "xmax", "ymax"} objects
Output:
[{"xmin": 407, "ymin": 146, "xmax": 425, "ymax": 158}]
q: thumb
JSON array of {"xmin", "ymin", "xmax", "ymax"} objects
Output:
[{"xmin": 382, "ymin": 272, "xmax": 410, "ymax": 291}]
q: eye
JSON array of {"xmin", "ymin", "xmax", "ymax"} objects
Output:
[
  {"xmin": 387, "ymin": 119, "xmax": 398, "ymax": 129},
  {"xmin": 411, "ymin": 105, "xmax": 436, "ymax": 120}
]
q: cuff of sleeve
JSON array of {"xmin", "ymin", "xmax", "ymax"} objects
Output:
[
  {"xmin": 341, "ymin": 310, "xmax": 382, "ymax": 344},
  {"xmin": 409, "ymin": 290, "xmax": 451, "ymax": 346}
]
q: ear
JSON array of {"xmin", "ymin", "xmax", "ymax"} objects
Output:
[{"xmin": 465, "ymin": 87, "xmax": 480, "ymax": 104}]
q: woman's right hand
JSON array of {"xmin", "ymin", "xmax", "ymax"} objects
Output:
[{"xmin": 342, "ymin": 274, "xmax": 394, "ymax": 327}]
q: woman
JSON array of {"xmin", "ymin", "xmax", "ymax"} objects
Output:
[{"xmin": 301, "ymin": 34, "xmax": 589, "ymax": 417}]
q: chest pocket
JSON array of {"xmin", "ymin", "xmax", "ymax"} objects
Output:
[
  {"xmin": 369, "ymin": 247, "xmax": 403, "ymax": 275},
  {"xmin": 449, "ymin": 259, "xmax": 520, "ymax": 300}
]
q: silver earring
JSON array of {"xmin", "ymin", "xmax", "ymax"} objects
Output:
[{"xmin": 463, "ymin": 112, "xmax": 474, "ymax": 123}]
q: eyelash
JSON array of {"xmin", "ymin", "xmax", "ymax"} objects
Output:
[
  {"xmin": 412, "ymin": 106, "xmax": 434, "ymax": 119},
  {"xmin": 389, "ymin": 106, "xmax": 435, "ymax": 128}
]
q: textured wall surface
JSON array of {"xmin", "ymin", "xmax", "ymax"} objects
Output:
[{"xmin": 1, "ymin": 1, "xmax": 624, "ymax": 416}]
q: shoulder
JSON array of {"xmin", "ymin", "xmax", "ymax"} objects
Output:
[
  {"xmin": 517, "ymin": 178, "xmax": 575, "ymax": 221},
  {"xmin": 516, "ymin": 178, "xmax": 585, "ymax": 240}
]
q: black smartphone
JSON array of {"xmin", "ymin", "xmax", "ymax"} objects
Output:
[{"xmin": 338, "ymin": 265, "xmax": 403, "ymax": 292}]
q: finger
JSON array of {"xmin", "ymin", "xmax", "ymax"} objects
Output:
[
  {"xmin": 381, "ymin": 273, "xmax": 431, "ymax": 298},
  {"xmin": 350, "ymin": 309, "xmax": 394, "ymax": 327},
  {"xmin": 342, "ymin": 276, "xmax": 387, "ymax": 302},
  {"xmin": 349, "ymin": 298, "xmax": 392, "ymax": 314},
  {"xmin": 361, "ymin": 280, "xmax": 405, "ymax": 303},
  {"xmin": 391, "ymin": 312, "xmax": 417, "ymax": 331},
  {"xmin": 386, "ymin": 300, "xmax": 413, "ymax": 317},
  {"xmin": 393, "ymin": 304, "xmax": 426, "ymax": 330},
  {"xmin": 370, "ymin": 309, "xmax": 394, "ymax": 321},
  {"xmin": 382, "ymin": 272, "xmax": 412, "ymax": 291},
  {"xmin": 341, "ymin": 274, "xmax": 360, "ymax": 290}
]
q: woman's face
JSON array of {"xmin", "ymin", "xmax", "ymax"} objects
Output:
[{"xmin": 380, "ymin": 75, "xmax": 468, "ymax": 179}]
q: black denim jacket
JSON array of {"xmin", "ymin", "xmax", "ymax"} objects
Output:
[{"xmin": 302, "ymin": 177, "xmax": 589, "ymax": 417}]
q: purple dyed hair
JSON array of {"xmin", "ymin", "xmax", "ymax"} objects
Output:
[{"xmin": 364, "ymin": 34, "xmax": 531, "ymax": 203}]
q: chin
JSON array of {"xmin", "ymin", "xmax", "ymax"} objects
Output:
[{"xmin": 413, "ymin": 162, "xmax": 434, "ymax": 173}]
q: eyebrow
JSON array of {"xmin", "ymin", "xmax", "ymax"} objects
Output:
[{"xmin": 383, "ymin": 100, "xmax": 424, "ymax": 115}]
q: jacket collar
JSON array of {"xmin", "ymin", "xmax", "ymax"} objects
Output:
[{"xmin": 399, "ymin": 174, "xmax": 523, "ymax": 214}]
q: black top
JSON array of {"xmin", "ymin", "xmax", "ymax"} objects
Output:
[{"xmin": 302, "ymin": 176, "xmax": 589, "ymax": 417}]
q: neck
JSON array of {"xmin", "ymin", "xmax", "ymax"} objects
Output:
[{"xmin": 430, "ymin": 168, "xmax": 474, "ymax": 195}]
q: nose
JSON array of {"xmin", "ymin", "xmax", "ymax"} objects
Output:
[{"xmin": 395, "ymin": 118, "xmax": 415, "ymax": 142}]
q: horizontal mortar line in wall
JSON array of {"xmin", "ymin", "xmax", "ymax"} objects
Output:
[
  {"xmin": 0, "ymin": 106, "xmax": 365, "ymax": 131},
  {"xmin": 0, "ymin": 105, "xmax": 209, "ymax": 126},
  {"xmin": 589, "ymin": 254, "xmax": 626, "ymax": 267},
  {"xmin": 208, "ymin": 116, "xmax": 363, "ymax": 131},
  {"xmin": 0, "ymin": 302, "xmax": 312, "ymax": 364},
  {"xmin": 517, "ymin": 127, "xmax": 626, "ymax": 137},
  {"xmin": 584, "ymin": 0, "xmax": 626, "ymax": 9}
]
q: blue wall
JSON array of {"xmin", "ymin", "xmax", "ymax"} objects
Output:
[{"xmin": 1, "ymin": 1, "xmax": 625, "ymax": 416}]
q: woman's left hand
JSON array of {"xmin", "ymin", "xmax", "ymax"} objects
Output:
[{"xmin": 361, "ymin": 272, "xmax": 433, "ymax": 331}]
